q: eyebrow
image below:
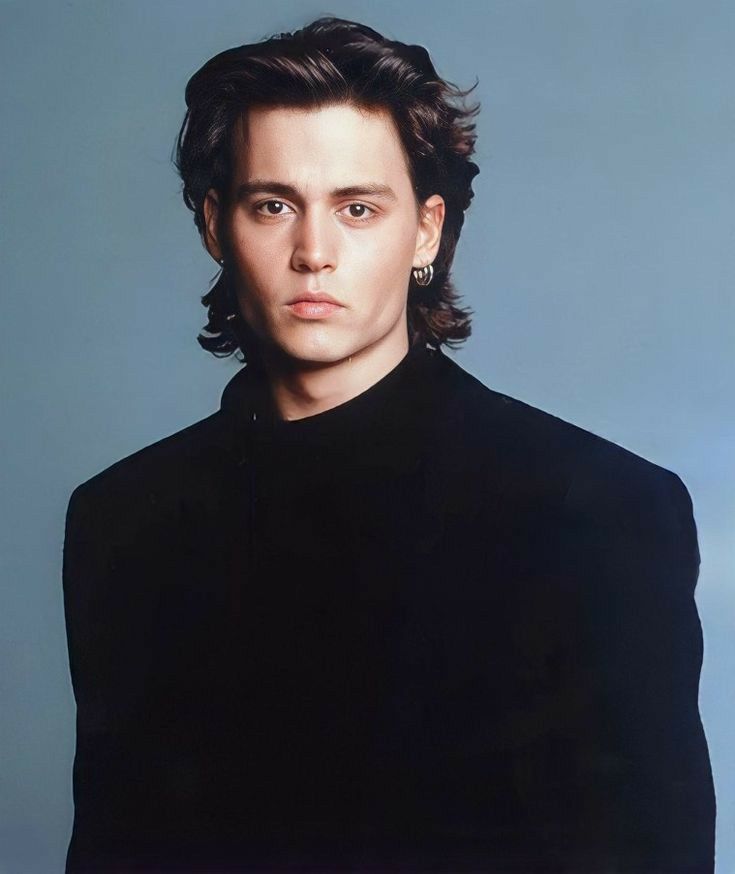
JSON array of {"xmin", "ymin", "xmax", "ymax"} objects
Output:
[{"xmin": 235, "ymin": 180, "xmax": 398, "ymax": 203}]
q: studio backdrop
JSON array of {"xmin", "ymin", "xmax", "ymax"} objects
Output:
[{"xmin": 1, "ymin": 1, "xmax": 732, "ymax": 871}]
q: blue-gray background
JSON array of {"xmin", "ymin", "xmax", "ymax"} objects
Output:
[{"xmin": 1, "ymin": 0, "xmax": 732, "ymax": 870}]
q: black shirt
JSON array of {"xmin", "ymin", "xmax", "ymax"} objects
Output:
[{"xmin": 63, "ymin": 344, "xmax": 715, "ymax": 871}]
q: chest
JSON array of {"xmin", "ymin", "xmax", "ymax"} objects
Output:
[{"xmin": 153, "ymin": 450, "xmax": 569, "ymax": 729}]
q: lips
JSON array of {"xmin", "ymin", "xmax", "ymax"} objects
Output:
[
  {"xmin": 286, "ymin": 290, "xmax": 343, "ymax": 306},
  {"xmin": 286, "ymin": 299, "xmax": 343, "ymax": 319}
]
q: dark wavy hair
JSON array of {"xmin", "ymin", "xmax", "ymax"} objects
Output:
[{"xmin": 174, "ymin": 16, "xmax": 480, "ymax": 363}]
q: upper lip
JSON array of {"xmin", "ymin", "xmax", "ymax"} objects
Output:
[{"xmin": 287, "ymin": 290, "xmax": 343, "ymax": 306}]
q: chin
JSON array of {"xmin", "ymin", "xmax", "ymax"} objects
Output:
[{"xmin": 265, "ymin": 331, "xmax": 363, "ymax": 368}]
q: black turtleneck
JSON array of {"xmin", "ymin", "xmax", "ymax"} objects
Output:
[{"xmin": 63, "ymin": 344, "xmax": 715, "ymax": 872}]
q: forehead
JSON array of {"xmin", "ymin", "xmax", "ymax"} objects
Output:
[{"xmin": 230, "ymin": 103, "xmax": 412, "ymax": 188}]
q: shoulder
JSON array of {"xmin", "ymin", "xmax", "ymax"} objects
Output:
[
  {"xmin": 65, "ymin": 410, "xmax": 234, "ymax": 535},
  {"xmin": 435, "ymin": 351, "xmax": 694, "ymax": 530}
]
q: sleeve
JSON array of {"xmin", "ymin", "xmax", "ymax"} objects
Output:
[
  {"xmin": 559, "ymin": 450, "xmax": 716, "ymax": 872},
  {"xmin": 62, "ymin": 483, "xmax": 162, "ymax": 872},
  {"xmin": 63, "ymin": 483, "xmax": 123, "ymax": 871},
  {"xmin": 63, "ymin": 485, "xmax": 105, "ymax": 726}
]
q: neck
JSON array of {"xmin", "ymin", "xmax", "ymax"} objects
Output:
[{"xmin": 262, "ymin": 331, "xmax": 411, "ymax": 422}]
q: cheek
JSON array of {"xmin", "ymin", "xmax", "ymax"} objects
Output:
[
  {"xmin": 348, "ymin": 221, "xmax": 416, "ymax": 281},
  {"xmin": 374, "ymin": 237, "xmax": 415, "ymax": 297},
  {"xmin": 229, "ymin": 230, "xmax": 282, "ymax": 302},
  {"xmin": 374, "ymin": 216, "xmax": 416, "ymax": 257},
  {"xmin": 228, "ymin": 213, "xmax": 282, "ymax": 263}
]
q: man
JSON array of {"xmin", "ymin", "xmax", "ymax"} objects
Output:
[{"xmin": 62, "ymin": 16, "xmax": 715, "ymax": 873}]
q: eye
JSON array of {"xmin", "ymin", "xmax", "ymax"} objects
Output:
[
  {"xmin": 256, "ymin": 200, "xmax": 294, "ymax": 217},
  {"xmin": 339, "ymin": 203, "xmax": 376, "ymax": 222}
]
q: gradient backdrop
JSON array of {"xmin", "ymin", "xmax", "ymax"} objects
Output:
[{"xmin": 1, "ymin": 1, "xmax": 733, "ymax": 870}]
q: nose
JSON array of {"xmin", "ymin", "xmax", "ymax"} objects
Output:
[{"xmin": 290, "ymin": 207, "xmax": 337, "ymax": 274}]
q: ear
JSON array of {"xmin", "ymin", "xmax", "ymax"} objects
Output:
[
  {"xmin": 203, "ymin": 188, "xmax": 224, "ymax": 263},
  {"xmin": 413, "ymin": 194, "xmax": 445, "ymax": 269}
]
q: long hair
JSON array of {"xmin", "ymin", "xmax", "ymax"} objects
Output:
[{"xmin": 174, "ymin": 16, "xmax": 480, "ymax": 363}]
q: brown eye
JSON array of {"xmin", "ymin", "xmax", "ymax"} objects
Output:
[
  {"xmin": 255, "ymin": 199, "xmax": 293, "ymax": 217},
  {"xmin": 341, "ymin": 203, "xmax": 375, "ymax": 221}
]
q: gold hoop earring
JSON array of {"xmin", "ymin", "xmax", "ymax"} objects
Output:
[{"xmin": 412, "ymin": 263, "xmax": 434, "ymax": 287}]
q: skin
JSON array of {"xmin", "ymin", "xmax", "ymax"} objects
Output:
[{"xmin": 203, "ymin": 102, "xmax": 445, "ymax": 421}]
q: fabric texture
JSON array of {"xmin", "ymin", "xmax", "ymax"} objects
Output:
[{"xmin": 62, "ymin": 344, "xmax": 715, "ymax": 872}]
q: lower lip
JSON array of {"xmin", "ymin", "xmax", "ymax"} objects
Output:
[{"xmin": 287, "ymin": 301, "xmax": 343, "ymax": 318}]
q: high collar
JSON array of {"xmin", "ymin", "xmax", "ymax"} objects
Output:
[{"xmin": 219, "ymin": 343, "xmax": 449, "ymax": 451}]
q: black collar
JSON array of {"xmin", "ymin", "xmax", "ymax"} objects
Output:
[{"xmin": 219, "ymin": 343, "xmax": 447, "ymax": 448}]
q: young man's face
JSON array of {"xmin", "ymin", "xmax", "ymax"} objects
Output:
[{"xmin": 203, "ymin": 103, "xmax": 444, "ymax": 368}]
